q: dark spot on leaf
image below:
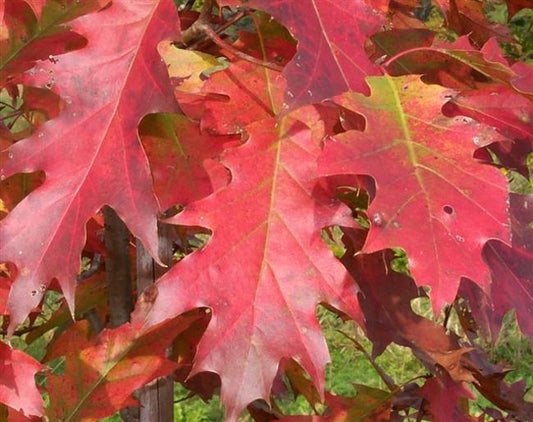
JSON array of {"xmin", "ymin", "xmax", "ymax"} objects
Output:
[
  {"xmin": 142, "ymin": 284, "xmax": 158, "ymax": 303},
  {"xmin": 443, "ymin": 205, "xmax": 454, "ymax": 214}
]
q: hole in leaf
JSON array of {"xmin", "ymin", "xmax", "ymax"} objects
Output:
[{"xmin": 443, "ymin": 205, "xmax": 454, "ymax": 214}]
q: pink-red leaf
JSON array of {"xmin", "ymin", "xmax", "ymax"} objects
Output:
[
  {"xmin": 0, "ymin": 0, "xmax": 179, "ymax": 332},
  {"xmin": 0, "ymin": 0, "xmax": 108, "ymax": 87},
  {"xmin": 0, "ymin": 341, "xmax": 44, "ymax": 417},
  {"xmin": 45, "ymin": 287, "xmax": 193, "ymax": 421},
  {"xmin": 23, "ymin": 1, "xmax": 45, "ymax": 20},
  {"xmin": 139, "ymin": 113, "xmax": 233, "ymax": 210},
  {"xmin": 385, "ymin": 36, "xmax": 533, "ymax": 97},
  {"xmin": 140, "ymin": 110, "xmax": 361, "ymax": 421},
  {"xmin": 223, "ymin": 0, "xmax": 387, "ymax": 110},
  {"xmin": 320, "ymin": 75, "xmax": 510, "ymax": 313}
]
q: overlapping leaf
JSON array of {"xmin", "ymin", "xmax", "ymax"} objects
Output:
[
  {"xmin": 139, "ymin": 113, "xmax": 233, "ymax": 210},
  {"xmin": 385, "ymin": 36, "xmax": 533, "ymax": 97},
  {"xmin": 278, "ymin": 386, "xmax": 395, "ymax": 421},
  {"xmin": 320, "ymin": 75, "xmax": 510, "ymax": 313},
  {"xmin": 0, "ymin": 341, "xmax": 44, "ymax": 417},
  {"xmin": 419, "ymin": 372, "xmax": 475, "ymax": 422},
  {"xmin": 141, "ymin": 111, "xmax": 361, "ymax": 420},
  {"xmin": 220, "ymin": 0, "xmax": 387, "ymax": 110},
  {"xmin": 0, "ymin": 0, "xmax": 179, "ymax": 332},
  {"xmin": 484, "ymin": 242, "xmax": 533, "ymax": 345},
  {"xmin": 0, "ymin": 0, "xmax": 108, "ymax": 86},
  {"xmin": 45, "ymin": 288, "xmax": 196, "ymax": 421},
  {"xmin": 345, "ymin": 250, "xmax": 478, "ymax": 383}
]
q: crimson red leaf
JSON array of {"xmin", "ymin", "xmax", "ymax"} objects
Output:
[
  {"xmin": 459, "ymin": 193, "xmax": 533, "ymax": 344},
  {"xmin": 22, "ymin": 1, "xmax": 45, "ymax": 20},
  {"xmin": 0, "ymin": 0, "xmax": 179, "ymax": 332},
  {"xmin": 386, "ymin": 36, "xmax": 533, "ymax": 97},
  {"xmin": 0, "ymin": 0, "xmax": 108, "ymax": 87},
  {"xmin": 0, "ymin": 341, "xmax": 44, "ymax": 417},
  {"xmin": 447, "ymin": 0, "xmax": 513, "ymax": 46},
  {"xmin": 279, "ymin": 387, "xmax": 395, "ymax": 421},
  {"xmin": 140, "ymin": 110, "xmax": 361, "ymax": 420},
  {"xmin": 320, "ymin": 75, "xmax": 509, "ymax": 313},
  {"xmin": 222, "ymin": 0, "xmax": 387, "ymax": 110},
  {"xmin": 446, "ymin": 87, "xmax": 533, "ymax": 142},
  {"xmin": 199, "ymin": 20, "xmax": 296, "ymax": 133},
  {"xmin": 139, "ymin": 113, "xmax": 233, "ymax": 210},
  {"xmin": 346, "ymin": 251, "xmax": 479, "ymax": 383},
  {"xmin": 45, "ymin": 287, "xmax": 194, "ymax": 421},
  {"xmin": 484, "ymin": 242, "xmax": 533, "ymax": 344},
  {"xmin": 419, "ymin": 372, "xmax": 475, "ymax": 422}
]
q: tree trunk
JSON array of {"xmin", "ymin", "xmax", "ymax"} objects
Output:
[
  {"xmin": 136, "ymin": 223, "xmax": 175, "ymax": 422},
  {"xmin": 104, "ymin": 206, "xmax": 138, "ymax": 422}
]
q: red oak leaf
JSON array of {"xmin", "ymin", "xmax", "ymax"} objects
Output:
[
  {"xmin": 385, "ymin": 36, "xmax": 533, "ymax": 97},
  {"xmin": 0, "ymin": 341, "xmax": 44, "ymax": 417},
  {"xmin": 320, "ymin": 75, "xmax": 509, "ymax": 313},
  {"xmin": 0, "ymin": 0, "xmax": 179, "ymax": 332},
  {"xmin": 0, "ymin": 0, "xmax": 108, "ymax": 87},
  {"xmin": 460, "ymin": 193, "xmax": 533, "ymax": 345},
  {"xmin": 45, "ymin": 287, "xmax": 195, "ymax": 421},
  {"xmin": 221, "ymin": 0, "xmax": 387, "ymax": 111},
  {"xmin": 199, "ymin": 16, "xmax": 296, "ymax": 134},
  {"xmin": 419, "ymin": 372, "xmax": 475, "ymax": 422},
  {"xmin": 484, "ymin": 242, "xmax": 533, "ymax": 345},
  {"xmin": 345, "ymin": 250, "xmax": 478, "ymax": 383},
  {"xmin": 140, "ymin": 110, "xmax": 361, "ymax": 421},
  {"xmin": 23, "ymin": 1, "xmax": 45, "ymax": 20},
  {"xmin": 277, "ymin": 386, "xmax": 395, "ymax": 421},
  {"xmin": 442, "ymin": 86, "xmax": 533, "ymax": 177},
  {"xmin": 443, "ymin": 86, "xmax": 533, "ymax": 142},
  {"xmin": 139, "ymin": 113, "xmax": 234, "ymax": 210},
  {"xmin": 447, "ymin": 0, "xmax": 513, "ymax": 46}
]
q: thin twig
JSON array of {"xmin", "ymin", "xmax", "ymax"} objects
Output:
[
  {"xmin": 186, "ymin": 10, "xmax": 246, "ymax": 51},
  {"xmin": 173, "ymin": 391, "xmax": 196, "ymax": 404},
  {"xmin": 0, "ymin": 110, "xmax": 23, "ymax": 121},
  {"xmin": 77, "ymin": 253, "xmax": 102, "ymax": 283},
  {"xmin": 201, "ymin": 24, "xmax": 283, "ymax": 71},
  {"xmin": 338, "ymin": 330, "xmax": 397, "ymax": 391},
  {"xmin": 179, "ymin": 0, "xmax": 214, "ymax": 46},
  {"xmin": 442, "ymin": 304, "xmax": 452, "ymax": 329},
  {"xmin": 0, "ymin": 100, "xmax": 17, "ymax": 110},
  {"xmin": 0, "ymin": 324, "xmax": 47, "ymax": 337}
]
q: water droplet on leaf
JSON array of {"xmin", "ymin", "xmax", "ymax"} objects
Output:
[{"xmin": 372, "ymin": 213, "xmax": 384, "ymax": 227}]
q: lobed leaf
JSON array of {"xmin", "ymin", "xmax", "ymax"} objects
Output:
[
  {"xmin": 0, "ymin": 0, "xmax": 179, "ymax": 332},
  {"xmin": 320, "ymin": 75, "xmax": 510, "ymax": 313}
]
